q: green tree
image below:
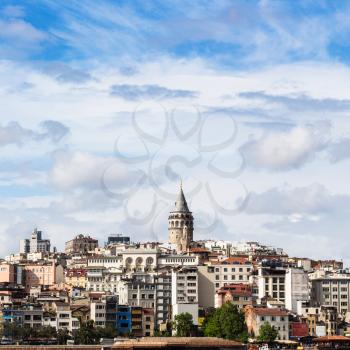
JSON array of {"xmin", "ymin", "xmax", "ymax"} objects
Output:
[
  {"xmin": 257, "ymin": 321, "xmax": 278, "ymax": 343},
  {"xmin": 173, "ymin": 312, "xmax": 195, "ymax": 337},
  {"xmin": 37, "ymin": 325, "xmax": 57, "ymax": 338},
  {"xmin": 72, "ymin": 320, "xmax": 99, "ymax": 344},
  {"xmin": 57, "ymin": 328, "xmax": 70, "ymax": 345},
  {"xmin": 203, "ymin": 302, "xmax": 248, "ymax": 342}
]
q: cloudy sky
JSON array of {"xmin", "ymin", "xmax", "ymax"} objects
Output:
[{"xmin": 1, "ymin": 0, "xmax": 350, "ymax": 263}]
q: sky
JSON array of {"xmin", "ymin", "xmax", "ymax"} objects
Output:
[{"xmin": 1, "ymin": 0, "xmax": 350, "ymax": 263}]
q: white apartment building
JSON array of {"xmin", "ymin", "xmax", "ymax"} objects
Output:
[
  {"xmin": 285, "ymin": 268, "xmax": 309, "ymax": 313},
  {"xmin": 212, "ymin": 258, "xmax": 253, "ymax": 289},
  {"xmin": 171, "ymin": 266, "xmax": 198, "ymax": 326},
  {"xmin": 87, "ymin": 255, "xmax": 123, "ymax": 270},
  {"xmin": 90, "ymin": 301, "xmax": 106, "ymax": 327},
  {"xmin": 121, "ymin": 249, "xmax": 158, "ymax": 273},
  {"xmin": 157, "ymin": 254, "xmax": 199, "ymax": 268},
  {"xmin": 258, "ymin": 265, "xmax": 286, "ymax": 304},
  {"xmin": 86, "ymin": 266, "xmax": 122, "ymax": 293}
]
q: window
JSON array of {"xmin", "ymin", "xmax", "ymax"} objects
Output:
[
  {"xmin": 224, "ymin": 275, "xmax": 228, "ymax": 280},
  {"xmin": 224, "ymin": 268, "xmax": 227, "ymax": 272},
  {"xmin": 231, "ymin": 275, "xmax": 235, "ymax": 280},
  {"xmin": 215, "ymin": 275, "xmax": 219, "ymax": 280}
]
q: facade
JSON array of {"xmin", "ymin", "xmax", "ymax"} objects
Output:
[
  {"xmin": 215, "ymin": 283, "xmax": 253, "ymax": 309},
  {"xmin": 311, "ymin": 273, "xmax": 350, "ymax": 315},
  {"xmin": 168, "ymin": 185, "xmax": 194, "ymax": 252},
  {"xmin": 107, "ymin": 235, "xmax": 130, "ymax": 246},
  {"xmin": 258, "ymin": 264, "xmax": 286, "ymax": 305},
  {"xmin": 122, "ymin": 249, "xmax": 158, "ymax": 273},
  {"xmin": 64, "ymin": 268, "xmax": 87, "ymax": 288},
  {"xmin": 154, "ymin": 272, "xmax": 172, "ymax": 328},
  {"xmin": 171, "ymin": 266, "xmax": 198, "ymax": 326},
  {"xmin": 65, "ymin": 234, "xmax": 98, "ymax": 254},
  {"xmin": 90, "ymin": 300, "xmax": 106, "ymax": 327},
  {"xmin": 197, "ymin": 265, "xmax": 216, "ymax": 308},
  {"xmin": 22, "ymin": 262, "xmax": 64, "ymax": 291},
  {"xmin": 20, "ymin": 228, "xmax": 50, "ymax": 254},
  {"xmin": 285, "ymin": 268, "xmax": 309, "ymax": 313},
  {"xmin": 116, "ymin": 305, "xmax": 143, "ymax": 337},
  {"xmin": 142, "ymin": 308, "xmax": 154, "ymax": 336},
  {"xmin": 245, "ymin": 306, "xmax": 289, "ymax": 340},
  {"xmin": 212, "ymin": 258, "xmax": 253, "ymax": 289},
  {"xmin": 0, "ymin": 263, "xmax": 22, "ymax": 284}
]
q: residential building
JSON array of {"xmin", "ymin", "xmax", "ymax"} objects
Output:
[
  {"xmin": 65, "ymin": 234, "xmax": 98, "ymax": 255},
  {"xmin": 212, "ymin": 257, "xmax": 253, "ymax": 289},
  {"xmin": 285, "ymin": 268, "xmax": 309, "ymax": 313},
  {"xmin": 215, "ymin": 283, "xmax": 253, "ymax": 309},
  {"xmin": 0, "ymin": 263, "xmax": 22, "ymax": 284},
  {"xmin": 245, "ymin": 306, "xmax": 289, "ymax": 340},
  {"xmin": 20, "ymin": 228, "xmax": 50, "ymax": 254},
  {"xmin": 107, "ymin": 235, "xmax": 130, "ymax": 246},
  {"xmin": 65, "ymin": 268, "xmax": 87, "ymax": 288},
  {"xmin": 22, "ymin": 261, "xmax": 64, "ymax": 291},
  {"xmin": 171, "ymin": 266, "xmax": 198, "ymax": 326},
  {"xmin": 311, "ymin": 273, "xmax": 350, "ymax": 315},
  {"xmin": 257, "ymin": 263, "xmax": 286, "ymax": 305}
]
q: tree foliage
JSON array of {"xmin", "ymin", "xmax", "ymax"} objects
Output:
[
  {"xmin": 2, "ymin": 323, "xmax": 58, "ymax": 341},
  {"xmin": 72, "ymin": 320, "xmax": 118, "ymax": 344},
  {"xmin": 173, "ymin": 312, "xmax": 195, "ymax": 337},
  {"xmin": 257, "ymin": 321, "xmax": 278, "ymax": 343},
  {"xmin": 203, "ymin": 302, "xmax": 248, "ymax": 342}
]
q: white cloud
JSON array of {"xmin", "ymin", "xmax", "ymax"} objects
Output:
[
  {"xmin": 240, "ymin": 122, "xmax": 330, "ymax": 171},
  {"xmin": 0, "ymin": 120, "xmax": 69, "ymax": 147},
  {"xmin": 245, "ymin": 183, "xmax": 349, "ymax": 216}
]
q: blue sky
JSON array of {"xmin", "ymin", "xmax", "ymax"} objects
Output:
[{"xmin": 1, "ymin": 1, "xmax": 350, "ymax": 262}]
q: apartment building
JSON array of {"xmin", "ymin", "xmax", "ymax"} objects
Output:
[
  {"xmin": 20, "ymin": 229, "xmax": 51, "ymax": 254},
  {"xmin": 22, "ymin": 261, "xmax": 64, "ymax": 291},
  {"xmin": 257, "ymin": 263, "xmax": 286, "ymax": 305},
  {"xmin": 122, "ymin": 249, "xmax": 158, "ymax": 273},
  {"xmin": 245, "ymin": 306, "xmax": 289, "ymax": 340},
  {"xmin": 0, "ymin": 263, "xmax": 22, "ymax": 284},
  {"xmin": 171, "ymin": 266, "xmax": 198, "ymax": 326},
  {"xmin": 285, "ymin": 268, "xmax": 309, "ymax": 313},
  {"xmin": 90, "ymin": 300, "xmax": 106, "ymax": 327},
  {"xmin": 212, "ymin": 257, "xmax": 253, "ymax": 289},
  {"xmin": 64, "ymin": 268, "xmax": 87, "ymax": 288},
  {"xmin": 65, "ymin": 234, "xmax": 98, "ymax": 255},
  {"xmin": 311, "ymin": 273, "xmax": 350, "ymax": 315},
  {"xmin": 215, "ymin": 283, "xmax": 253, "ymax": 309}
]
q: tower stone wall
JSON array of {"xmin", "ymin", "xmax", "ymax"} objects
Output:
[{"xmin": 168, "ymin": 185, "xmax": 194, "ymax": 252}]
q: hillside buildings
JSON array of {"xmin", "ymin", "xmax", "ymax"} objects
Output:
[{"xmin": 0, "ymin": 183, "xmax": 348, "ymax": 342}]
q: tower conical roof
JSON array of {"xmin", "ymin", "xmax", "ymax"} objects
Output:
[{"xmin": 174, "ymin": 183, "xmax": 190, "ymax": 212}]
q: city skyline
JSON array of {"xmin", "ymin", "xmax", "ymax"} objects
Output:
[{"xmin": 2, "ymin": 1, "xmax": 350, "ymax": 264}]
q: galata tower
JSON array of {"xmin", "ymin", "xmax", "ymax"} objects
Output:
[{"xmin": 168, "ymin": 183, "xmax": 194, "ymax": 252}]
